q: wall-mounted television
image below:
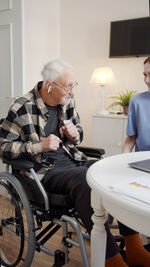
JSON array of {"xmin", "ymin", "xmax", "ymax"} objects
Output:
[{"xmin": 109, "ymin": 17, "xmax": 150, "ymax": 58}]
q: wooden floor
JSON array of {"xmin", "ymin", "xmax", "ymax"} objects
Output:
[
  {"xmin": 31, "ymin": 221, "xmax": 119, "ymax": 267},
  {"xmin": 0, "ymin": 193, "xmax": 90, "ymax": 267},
  {"xmin": 31, "ymin": 223, "xmax": 91, "ymax": 267},
  {"xmin": 0, "ymin": 221, "xmax": 119, "ymax": 267},
  {"xmin": 0, "ymin": 192, "xmax": 118, "ymax": 267},
  {"xmin": 0, "ymin": 193, "xmax": 91, "ymax": 267}
]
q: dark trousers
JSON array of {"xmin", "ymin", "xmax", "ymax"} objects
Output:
[
  {"xmin": 43, "ymin": 159, "xmax": 137, "ymax": 259},
  {"xmin": 105, "ymin": 221, "xmax": 137, "ymax": 258},
  {"xmin": 43, "ymin": 159, "xmax": 96, "ymax": 234}
]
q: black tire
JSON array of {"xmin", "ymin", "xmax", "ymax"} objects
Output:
[{"xmin": 0, "ymin": 172, "xmax": 36, "ymax": 266}]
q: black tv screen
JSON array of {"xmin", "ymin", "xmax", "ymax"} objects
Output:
[{"xmin": 109, "ymin": 17, "xmax": 150, "ymax": 58}]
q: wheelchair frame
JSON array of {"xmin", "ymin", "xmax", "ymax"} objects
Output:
[{"xmin": 0, "ymin": 147, "xmax": 104, "ymax": 267}]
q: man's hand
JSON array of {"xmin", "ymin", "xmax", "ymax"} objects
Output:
[
  {"xmin": 61, "ymin": 122, "xmax": 79, "ymax": 141},
  {"xmin": 42, "ymin": 134, "xmax": 62, "ymax": 152}
]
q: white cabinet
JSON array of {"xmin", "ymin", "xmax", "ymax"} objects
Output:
[{"xmin": 92, "ymin": 114, "xmax": 128, "ymax": 157}]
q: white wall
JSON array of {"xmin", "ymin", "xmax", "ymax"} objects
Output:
[
  {"xmin": 21, "ymin": 0, "xmax": 149, "ymax": 146},
  {"xmin": 23, "ymin": 0, "xmax": 60, "ymax": 92},
  {"xmin": 60, "ymin": 0, "xmax": 149, "ymax": 146}
]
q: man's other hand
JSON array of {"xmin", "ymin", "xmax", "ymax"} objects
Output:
[
  {"xmin": 42, "ymin": 134, "xmax": 62, "ymax": 152},
  {"xmin": 61, "ymin": 122, "xmax": 79, "ymax": 141}
]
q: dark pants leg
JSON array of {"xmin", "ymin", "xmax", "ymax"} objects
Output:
[
  {"xmin": 43, "ymin": 159, "xmax": 137, "ymax": 259},
  {"xmin": 105, "ymin": 221, "xmax": 137, "ymax": 259},
  {"xmin": 105, "ymin": 221, "xmax": 120, "ymax": 258},
  {"xmin": 43, "ymin": 159, "xmax": 96, "ymax": 234},
  {"xmin": 118, "ymin": 221, "xmax": 137, "ymax": 236}
]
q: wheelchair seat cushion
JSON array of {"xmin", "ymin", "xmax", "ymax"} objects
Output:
[{"xmin": 14, "ymin": 172, "xmax": 73, "ymax": 209}]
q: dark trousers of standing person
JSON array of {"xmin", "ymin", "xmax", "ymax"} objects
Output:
[
  {"xmin": 105, "ymin": 220, "xmax": 150, "ymax": 267},
  {"xmin": 105, "ymin": 221, "xmax": 137, "ymax": 258}
]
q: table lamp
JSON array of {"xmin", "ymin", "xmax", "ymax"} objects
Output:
[{"xmin": 90, "ymin": 67, "xmax": 115, "ymax": 115}]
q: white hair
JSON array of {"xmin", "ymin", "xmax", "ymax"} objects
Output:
[{"xmin": 41, "ymin": 59, "xmax": 73, "ymax": 86}]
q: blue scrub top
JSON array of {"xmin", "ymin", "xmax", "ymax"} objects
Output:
[{"xmin": 127, "ymin": 91, "xmax": 150, "ymax": 151}]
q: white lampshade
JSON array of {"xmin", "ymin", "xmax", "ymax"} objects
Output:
[
  {"xmin": 90, "ymin": 67, "xmax": 115, "ymax": 115},
  {"xmin": 90, "ymin": 67, "xmax": 115, "ymax": 86}
]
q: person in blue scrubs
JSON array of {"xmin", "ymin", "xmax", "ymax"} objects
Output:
[
  {"xmin": 109, "ymin": 56, "xmax": 150, "ymax": 267},
  {"xmin": 124, "ymin": 56, "xmax": 150, "ymax": 152}
]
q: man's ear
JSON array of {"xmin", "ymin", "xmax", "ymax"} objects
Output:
[{"xmin": 46, "ymin": 80, "xmax": 52, "ymax": 93}]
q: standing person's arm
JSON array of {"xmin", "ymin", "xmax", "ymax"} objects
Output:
[
  {"xmin": 123, "ymin": 135, "xmax": 136, "ymax": 153},
  {"xmin": 123, "ymin": 95, "xmax": 137, "ymax": 153}
]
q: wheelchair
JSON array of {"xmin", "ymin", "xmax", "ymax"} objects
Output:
[{"xmin": 0, "ymin": 146, "xmax": 105, "ymax": 267}]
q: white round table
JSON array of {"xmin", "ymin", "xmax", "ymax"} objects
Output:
[{"xmin": 86, "ymin": 151, "xmax": 150, "ymax": 267}]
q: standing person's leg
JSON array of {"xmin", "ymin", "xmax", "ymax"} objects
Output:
[
  {"xmin": 118, "ymin": 222, "xmax": 150, "ymax": 267},
  {"xmin": 105, "ymin": 221, "xmax": 128, "ymax": 267}
]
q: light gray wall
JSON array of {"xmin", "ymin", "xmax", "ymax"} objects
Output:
[
  {"xmin": 60, "ymin": 0, "xmax": 149, "ymax": 145},
  {"xmin": 23, "ymin": 0, "xmax": 60, "ymax": 91}
]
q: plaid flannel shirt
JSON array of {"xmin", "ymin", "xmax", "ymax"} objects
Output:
[{"xmin": 0, "ymin": 82, "xmax": 87, "ymax": 180}]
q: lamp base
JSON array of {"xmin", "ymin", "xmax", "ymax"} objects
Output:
[{"xmin": 97, "ymin": 110, "xmax": 109, "ymax": 115}]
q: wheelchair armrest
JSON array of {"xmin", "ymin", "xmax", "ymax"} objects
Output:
[
  {"xmin": 77, "ymin": 146, "xmax": 105, "ymax": 159},
  {"xmin": 2, "ymin": 159, "xmax": 34, "ymax": 171},
  {"xmin": 2, "ymin": 146, "xmax": 105, "ymax": 170}
]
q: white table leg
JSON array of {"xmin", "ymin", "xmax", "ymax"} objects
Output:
[{"xmin": 91, "ymin": 190, "xmax": 107, "ymax": 267}]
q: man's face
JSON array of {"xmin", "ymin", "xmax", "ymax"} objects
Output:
[
  {"xmin": 144, "ymin": 62, "xmax": 150, "ymax": 91},
  {"xmin": 50, "ymin": 68, "xmax": 76, "ymax": 105}
]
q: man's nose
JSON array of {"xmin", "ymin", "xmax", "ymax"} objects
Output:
[{"xmin": 69, "ymin": 90, "xmax": 74, "ymax": 96}]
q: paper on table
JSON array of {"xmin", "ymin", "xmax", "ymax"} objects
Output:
[{"xmin": 109, "ymin": 177, "xmax": 150, "ymax": 204}]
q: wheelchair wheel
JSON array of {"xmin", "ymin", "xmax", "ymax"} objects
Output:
[{"xmin": 0, "ymin": 172, "xmax": 36, "ymax": 266}]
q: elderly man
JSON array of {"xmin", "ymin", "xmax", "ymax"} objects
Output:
[
  {"xmin": 0, "ymin": 59, "xmax": 150, "ymax": 267},
  {"xmin": 0, "ymin": 59, "xmax": 95, "ymax": 235}
]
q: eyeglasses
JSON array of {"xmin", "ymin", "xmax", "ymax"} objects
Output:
[{"xmin": 52, "ymin": 81, "xmax": 79, "ymax": 93}]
